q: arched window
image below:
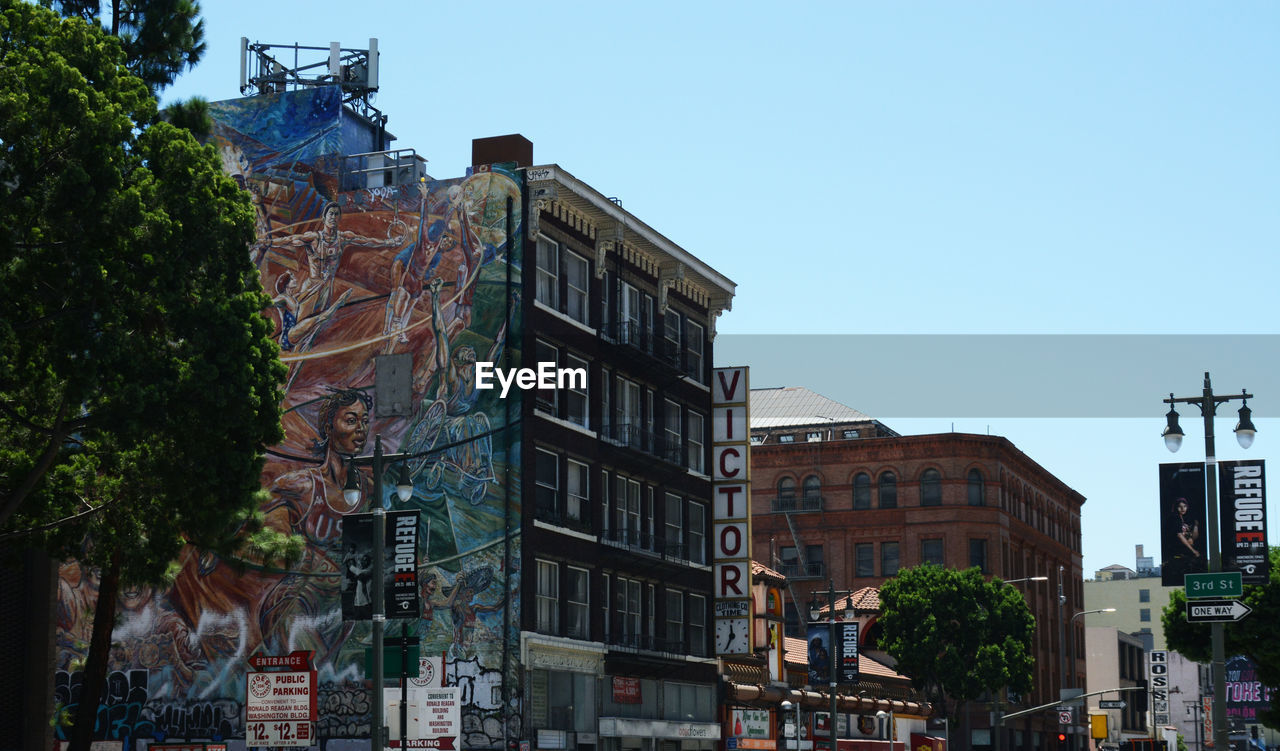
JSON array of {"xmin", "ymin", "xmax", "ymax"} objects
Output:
[
  {"xmin": 776, "ymin": 477, "xmax": 796, "ymax": 511},
  {"xmin": 802, "ymin": 475, "xmax": 821, "ymax": 507},
  {"xmin": 853, "ymin": 473, "xmax": 871, "ymax": 510},
  {"xmin": 878, "ymin": 472, "xmax": 897, "ymax": 509},
  {"xmin": 968, "ymin": 469, "xmax": 985, "ymax": 506},
  {"xmin": 920, "ymin": 469, "xmax": 942, "ymax": 506}
]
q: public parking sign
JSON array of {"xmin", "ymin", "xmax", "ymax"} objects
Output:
[{"xmin": 246, "ymin": 671, "xmax": 316, "ymax": 746}]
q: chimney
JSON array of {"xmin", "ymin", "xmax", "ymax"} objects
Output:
[{"xmin": 472, "ymin": 134, "xmax": 532, "ymax": 168}]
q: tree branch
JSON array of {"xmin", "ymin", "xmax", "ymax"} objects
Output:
[
  {"xmin": 0, "ymin": 494, "xmax": 114, "ymax": 542},
  {"xmin": 0, "ymin": 396, "xmax": 72, "ymax": 528}
]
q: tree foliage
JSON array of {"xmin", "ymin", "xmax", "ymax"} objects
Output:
[
  {"xmin": 1163, "ymin": 547, "xmax": 1280, "ymax": 728},
  {"xmin": 1, "ymin": 2, "xmax": 292, "ymax": 744},
  {"xmin": 879, "ymin": 565, "xmax": 1036, "ymax": 714},
  {"xmin": 43, "ymin": 0, "xmax": 206, "ymax": 94}
]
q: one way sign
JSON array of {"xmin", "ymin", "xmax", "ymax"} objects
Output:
[{"xmin": 1185, "ymin": 599, "xmax": 1252, "ymax": 623}]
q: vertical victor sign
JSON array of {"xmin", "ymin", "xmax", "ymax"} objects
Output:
[{"xmin": 712, "ymin": 367, "xmax": 752, "ymax": 655}]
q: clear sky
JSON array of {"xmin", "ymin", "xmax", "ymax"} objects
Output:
[{"xmin": 161, "ymin": 1, "xmax": 1278, "ymax": 579}]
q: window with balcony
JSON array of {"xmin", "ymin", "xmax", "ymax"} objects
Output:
[
  {"xmin": 881, "ymin": 541, "xmax": 900, "ymax": 576},
  {"xmin": 566, "ymin": 459, "xmax": 589, "ymax": 526},
  {"xmin": 686, "ymin": 410, "xmax": 705, "ymax": 473},
  {"xmin": 967, "ymin": 469, "xmax": 985, "ymax": 506},
  {"xmin": 566, "ymin": 566, "xmax": 589, "ymax": 639},
  {"xmin": 684, "ymin": 319, "xmax": 704, "ymax": 381},
  {"xmin": 921, "ymin": 469, "xmax": 942, "ymax": 506},
  {"xmin": 664, "ymin": 493, "xmax": 683, "ymax": 558},
  {"xmin": 616, "ymin": 577, "xmax": 642, "ymax": 645},
  {"xmin": 535, "ymin": 339, "xmax": 558, "ymax": 414},
  {"xmin": 777, "ymin": 477, "xmax": 797, "ymax": 510},
  {"xmin": 922, "ymin": 538, "xmax": 943, "ymax": 566},
  {"xmin": 802, "ymin": 475, "xmax": 821, "ymax": 508},
  {"xmin": 688, "ymin": 502, "xmax": 706, "ymax": 564},
  {"xmin": 535, "ymin": 236, "xmax": 559, "ymax": 309},
  {"xmin": 688, "ymin": 594, "xmax": 707, "ymax": 656},
  {"xmin": 535, "ymin": 449, "xmax": 558, "ymax": 519},
  {"xmin": 665, "ymin": 589, "xmax": 684, "ymax": 649},
  {"xmin": 564, "ymin": 353, "xmax": 589, "ymax": 428},
  {"xmin": 536, "ymin": 560, "xmax": 559, "ymax": 633},
  {"xmin": 663, "ymin": 399, "xmax": 682, "ymax": 463},
  {"xmin": 855, "ymin": 543, "xmax": 874, "ymax": 576},
  {"xmin": 663, "ymin": 310, "xmax": 682, "ymax": 368},
  {"xmin": 612, "ymin": 376, "xmax": 641, "ymax": 447},
  {"xmin": 853, "ymin": 473, "xmax": 871, "ymax": 510},
  {"xmin": 879, "ymin": 472, "xmax": 898, "ymax": 509}
]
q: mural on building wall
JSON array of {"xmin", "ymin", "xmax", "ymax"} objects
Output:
[{"xmin": 54, "ymin": 87, "xmax": 524, "ymax": 746}]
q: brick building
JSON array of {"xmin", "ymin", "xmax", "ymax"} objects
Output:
[{"xmin": 748, "ymin": 387, "xmax": 1087, "ymax": 751}]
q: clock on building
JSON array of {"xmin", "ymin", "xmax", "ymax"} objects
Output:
[{"xmin": 715, "ymin": 617, "xmax": 749, "ymax": 654}]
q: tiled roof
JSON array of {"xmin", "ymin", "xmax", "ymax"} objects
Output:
[
  {"xmin": 810, "ymin": 587, "xmax": 881, "ymax": 617},
  {"xmin": 783, "ymin": 635, "xmax": 909, "ymax": 681},
  {"xmin": 752, "ymin": 560, "xmax": 786, "ymax": 581},
  {"xmin": 749, "ymin": 387, "xmax": 874, "ymax": 429}
]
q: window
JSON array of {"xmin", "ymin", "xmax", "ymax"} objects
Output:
[
  {"xmin": 601, "ymin": 367, "xmax": 611, "ymax": 437},
  {"xmin": 663, "ymin": 683, "xmax": 714, "ymax": 722},
  {"xmin": 535, "ymin": 236, "xmax": 559, "ymax": 309},
  {"xmin": 688, "ymin": 594, "xmax": 707, "ymax": 656},
  {"xmin": 566, "ymin": 459, "xmax": 589, "ymax": 525},
  {"xmin": 922, "ymin": 538, "xmax": 943, "ymax": 566},
  {"xmin": 566, "ymin": 567, "xmax": 589, "ymax": 639},
  {"xmin": 647, "ymin": 584, "xmax": 656, "ymax": 642},
  {"xmin": 969, "ymin": 538, "xmax": 988, "ymax": 572},
  {"xmin": 620, "ymin": 282, "xmax": 641, "ymax": 345},
  {"xmin": 779, "ymin": 434, "xmax": 795, "ymax": 443},
  {"xmin": 855, "ymin": 543, "xmax": 874, "ymax": 576},
  {"xmin": 536, "ymin": 560, "xmax": 559, "ymax": 633},
  {"xmin": 665, "ymin": 493, "xmax": 683, "ymax": 558},
  {"xmin": 921, "ymin": 469, "xmax": 942, "ymax": 506},
  {"xmin": 614, "ymin": 376, "xmax": 641, "ymax": 447},
  {"xmin": 684, "ymin": 319, "xmax": 704, "ymax": 381},
  {"xmin": 665, "ymin": 590, "xmax": 684, "ymax": 648},
  {"xmin": 853, "ymin": 473, "xmax": 871, "ymax": 510},
  {"xmin": 615, "ymin": 476, "xmax": 641, "ymax": 545},
  {"xmin": 806, "ymin": 431, "xmax": 822, "ymax": 442},
  {"xmin": 881, "ymin": 542, "xmax": 900, "ymax": 576},
  {"xmin": 664, "ymin": 399, "xmax": 682, "ymax": 462},
  {"xmin": 842, "ymin": 429, "xmax": 860, "ymax": 439},
  {"xmin": 1140, "ymin": 608, "xmax": 1151, "ymax": 623},
  {"xmin": 535, "ymin": 449, "xmax": 558, "ymax": 518},
  {"xmin": 806, "ymin": 545, "xmax": 824, "ymax": 576},
  {"xmin": 688, "ymin": 502, "xmax": 706, "ymax": 564},
  {"xmin": 802, "ymin": 475, "xmax": 821, "ymax": 502},
  {"xmin": 560, "ymin": 353, "xmax": 588, "ymax": 428},
  {"xmin": 663, "ymin": 310, "xmax": 681, "ymax": 367},
  {"xmin": 778, "ymin": 477, "xmax": 796, "ymax": 500},
  {"xmin": 686, "ymin": 410, "xmax": 705, "ymax": 472},
  {"xmin": 879, "ymin": 472, "xmax": 898, "ymax": 508},
  {"xmin": 564, "ymin": 250, "xmax": 589, "ymax": 324},
  {"xmin": 535, "ymin": 339, "xmax": 558, "ymax": 413},
  {"xmin": 1139, "ymin": 589, "xmax": 1151, "ymax": 603},
  {"xmin": 967, "ymin": 469, "xmax": 985, "ymax": 506},
  {"xmin": 602, "ymin": 575, "xmax": 610, "ymax": 641},
  {"xmin": 617, "ymin": 578, "xmax": 641, "ymax": 644}
]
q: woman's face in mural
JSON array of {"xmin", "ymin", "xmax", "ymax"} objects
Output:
[{"xmin": 330, "ymin": 399, "xmax": 370, "ymax": 456}]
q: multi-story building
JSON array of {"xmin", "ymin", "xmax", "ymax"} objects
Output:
[
  {"xmin": 48, "ymin": 44, "xmax": 735, "ymax": 751},
  {"xmin": 1084, "ymin": 546, "xmax": 1179, "ymax": 651},
  {"xmin": 1083, "ymin": 627, "xmax": 1151, "ymax": 750},
  {"xmin": 748, "ymin": 386, "xmax": 1087, "ymax": 751}
]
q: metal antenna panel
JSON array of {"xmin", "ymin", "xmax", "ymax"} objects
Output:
[{"xmin": 240, "ymin": 39, "xmax": 380, "ymax": 110}]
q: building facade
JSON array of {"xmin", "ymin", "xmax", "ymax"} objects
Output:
[
  {"xmin": 747, "ymin": 387, "xmax": 1087, "ymax": 751},
  {"xmin": 49, "ymin": 66, "xmax": 735, "ymax": 751}
]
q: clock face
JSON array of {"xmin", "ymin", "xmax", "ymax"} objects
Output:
[{"xmin": 715, "ymin": 617, "xmax": 749, "ymax": 654}]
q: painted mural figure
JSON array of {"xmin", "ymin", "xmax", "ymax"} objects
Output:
[
  {"xmin": 383, "ymin": 182, "xmax": 453, "ymax": 348},
  {"xmin": 405, "ymin": 278, "xmax": 504, "ymax": 504},
  {"xmin": 444, "ymin": 565, "xmax": 501, "ymax": 659},
  {"xmin": 271, "ymin": 270, "xmax": 346, "ymax": 352},
  {"xmin": 272, "ymin": 200, "xmax": 406, "ymax": 313},
  {"xmin": 260, "ymin": 387, "xmax": 372, "ymax": 660}
]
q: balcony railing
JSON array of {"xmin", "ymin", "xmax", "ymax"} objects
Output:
[
  {"xmin": 772, "ymin": 495, "xmax": 824, "ymax": 513},
  {"xmin": 605, "ymin": 632, "xmax": 688, "ymax": 655},
  {"xmin": 777, "ymin": 562, "xmax": 826, "ymax": 580},
  {"xmin": 601, "ymin": 423, "xmax": 684, "ymax": 465}
]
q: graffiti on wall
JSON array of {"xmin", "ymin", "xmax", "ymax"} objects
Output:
[{"xmin": 54, "ymin": 86, "xmax": 523, "ymax": 744}]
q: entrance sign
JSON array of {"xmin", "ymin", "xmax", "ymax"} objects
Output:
[{"xmin": 712, "ymin": 367, "xmax": 752, "ymax": 655}]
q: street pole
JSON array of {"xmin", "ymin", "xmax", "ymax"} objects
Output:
[
  {"xmin": 1162, "ymin": 373, "xmax": 1256, "ymax": 751},
  {"xmin": 1058, "ymin": 566, "xmax": 1068, "ymax": 751},
  {"xmin": 810, "ymin": 580, "xmax": 852, "ymax": 751}
]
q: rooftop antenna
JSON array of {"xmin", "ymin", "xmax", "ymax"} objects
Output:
[{"xmin": 239, "ymin": 38, "xmax": 383, "ymax": 125}]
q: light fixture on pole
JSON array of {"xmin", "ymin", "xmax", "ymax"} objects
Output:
[
  {"xmin": 1161, "ymin": 372, "xmax": 1256, "ymax": 751},
  {"xmin": 781, "ymin": 700, "xmax": 802, "ymax": 751},
  {"xmin": 994, "ymin": 576, "xmax": 1048, "ymax": 751},
  {"xmin": 343, "ymin": 434, "xmax": 415, "ymax": 751}
]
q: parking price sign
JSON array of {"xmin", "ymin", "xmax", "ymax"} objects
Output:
[{"xmin": 246, "ymin": 671, "xmax": 317, "ymax": 747}]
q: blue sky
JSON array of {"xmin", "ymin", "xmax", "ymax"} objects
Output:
[{"xmin": 162, "ymin": 1, "xmax": 1278, "ymax": 577}]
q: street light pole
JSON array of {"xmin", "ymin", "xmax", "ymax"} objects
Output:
[
  {"xmin": 1161, "ymin": 373, "xmax": 1256, "ymax": 751},
  {"xmin": 810, "ymin": 580, "xmax": 854, "ymax": 751},
  {"xmin": 345, "ymin": 434, "xmax": 415, "ymax": 751},
  {"xmin": 994, "ymin": 576, "xmax": 1049, "ymax": 751}
]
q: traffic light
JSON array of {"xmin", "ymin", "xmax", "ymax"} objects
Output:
[
  {"xmin": 1057, "ymin": 732, "xmax": 1068, "ymax": 750},
  {"xmin": 1135, "ymin": 680, "xmax": 1149, "ymax": 713}
]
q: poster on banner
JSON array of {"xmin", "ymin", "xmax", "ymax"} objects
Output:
[
  {"xmin": 836, "ymin": 621, "xmax": 859, "ymax": 684},
  {"xmin": 341, "ymin": 510, "xmax": 422, "ymax": 620},
  {"xmin": 1159, "ymin": 463, "xmax": 1209, "ymax": 586},
  {"xmin": 806, "ymin": 623, "xmax": 831, "ymax": 684},
  {"xmin": 1219, "ymin": 460, "xmax": 1269, "ymax": 584}
]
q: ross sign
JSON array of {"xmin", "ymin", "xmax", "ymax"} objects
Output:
[
  {"xmin": 1186, "ymin": 599, "xmax": 1253, "ymax": 622},
  {"xmin": 1160, "ymin": 463, "xmax": 1209, "ymax": 586},
  {"xmin": 1149, "ymin": 651, "xmax": 1169, "ymax": 722},
  {"xmin": 342, "ymin": 510, "xmax": 422, "ymax": 620},
  {"xmin": 245, "ymin": 670, "xmax": 316, "ymax": 747},
  {"xmin": 1099, "ymin": 700, "xmax": 1126, "ymax": 709},
  {"xmin": 1185, "ymin": 572, "xmax": 1243, "ymax": 600},
  {"xmin": 1219, "ymin": 460, "xmax": 1269, "ymax": 584},
  {"xmin": 712, "ymin": 366, "xmax": 752, "ymax": 655}
]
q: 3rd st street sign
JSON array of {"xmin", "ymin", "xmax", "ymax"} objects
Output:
[{"xmin": 1185, "ymin": 599, "xmax": 1252, "ymax": 623}]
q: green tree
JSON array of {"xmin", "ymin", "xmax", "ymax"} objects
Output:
[
  {"xmin": 1162, "ymin": 547, "xmax": 1280, "ymax": 728},
  {"xmin": 879, "ymin": 565, "xmax": 1036, "ymax": 740},
  {"xmin": 44, "ymin": 0, "xmax": 206, "ymax": 94},
  {"xmin": 0, "ymin": 3, "xmax": 294, "ymax": 746}
]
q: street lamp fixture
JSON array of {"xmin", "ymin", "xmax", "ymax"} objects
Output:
[
  {"xmin": 1002, "ymin": 576, "xmax": 1049, "ymax": 586},
  {"xmin": 341, "ymin": 434, "xmax": 416, "ymax": 751},
  {"xmin": 1160, "ymin": 372, "xmax": 1256, "ymax": 751},
  {"xmin": 807, "ymin": 580, "xmax": 856, "ymax": 748},
  {"xmin": 781, "ymin": 700, "xmax": 801, "ymax": 751}
]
